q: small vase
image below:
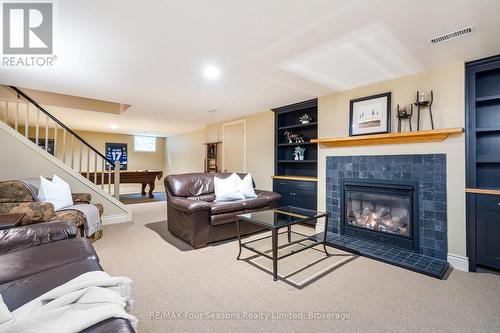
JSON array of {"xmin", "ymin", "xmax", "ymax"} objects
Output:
[
  {"xmin": 301, "ymin": 120, "xmax": 309, "ymax": 124},
  {"xmin": 294, "ymin": 155, "xmax": 299, "ymax": 160},
  {"xmin": 299, "ymin": 155, "xmax": 304, "ymax": 160},
  {"xmin": 416, "ymin": 91, "xmax": 432, "ymax": 107}
]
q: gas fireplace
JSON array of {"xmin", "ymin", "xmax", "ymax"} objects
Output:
[{"xmin": 340, "ymin": 180, "xmax": 419, "ymax": 251}]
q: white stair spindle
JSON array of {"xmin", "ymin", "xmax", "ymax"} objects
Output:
[
  {"xmin": 94, "ymin": 153, "xmax": 98, "ymax": 185},
  {"xmin": 45, "ymin": 115, "xmax": 49, "ymax": 152},
  {"xmin": 14, "ymin": 102, "xmax": 19, "ymax": 131},
  {"xmin": 53, "ymin": 123, "xmax": 58, "ymax": 157},
  {"xmin": 79, "ymin": 142, "xmax": 83, "ymax": 173},
  {"xmin": 25, "ymin": 104, "xmax": 29, "ymax": 138},
  {"xmin": 101, "ymin": 159, "xmax": 105, "ymax": 190},
  {"xmin": 35, "ymin": 108, "xmax": 40, "ymax": 145},
  {"xmin": 86, "ymin": 146, "xmax": 90, "ymax": 179},
  {"xmin": 108, "ymin": 164, "xmax": 111, "ymax": 194},
  {"xmin": 62, "ymin": 129, "xmax": 67, "ymax": 163},
  {"xmin": 114, "ymin": 160, "xmax": 120, "ymax": 199},
  {"xmin": 71, "ymin": 135, "xmax": 75, "ymax": 168}
]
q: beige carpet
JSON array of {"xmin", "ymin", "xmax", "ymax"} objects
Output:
[{"xmin": 94, "ymin": 203, "xmax": 500, "ymax": 333}]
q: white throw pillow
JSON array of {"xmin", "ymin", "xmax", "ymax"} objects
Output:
[
  {"xmin": 237, "ymin": 173, "xmax": 257, "ymax": 198},
  {"xmin": 38, "ymin": 175, "xmax": 73, "ymax": 211},
  {"xmin": 214, "ymin": 173, "xmax": 245, "ymax": 202}
]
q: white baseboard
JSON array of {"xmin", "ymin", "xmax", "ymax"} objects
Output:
[
  {"xmin": 102, "ymin": 213, "xmax": 130, "ymax": 225},
  {"xmin": 447, "ymin": 253, "xmax": 469, "ymax": 272}
]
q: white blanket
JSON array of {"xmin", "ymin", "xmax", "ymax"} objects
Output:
[
  {"xmin": 0, "ymin": 271, "xmax": 138, "ymax": 333},
  {"xmin": 60, "ymin": 204, "xmax": 102, "ymax": 237}
]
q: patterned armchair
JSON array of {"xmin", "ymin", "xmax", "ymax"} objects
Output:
[{"xmin": 0, "ymin": 180, "xmax": 103, "ymax": 241}]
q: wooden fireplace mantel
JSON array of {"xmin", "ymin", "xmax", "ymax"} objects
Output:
[{"xmin": 311, "ymin": 128, "xmax": 464, "ymax": 148}]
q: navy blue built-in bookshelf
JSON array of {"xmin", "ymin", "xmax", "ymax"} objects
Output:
[
  {"xmin": 466, "ymin": 55, "xmax": 500, "ymax": 271},
  {"xmin": 272, "ymin": 99, "xmax": 318, "ymax": 215}
]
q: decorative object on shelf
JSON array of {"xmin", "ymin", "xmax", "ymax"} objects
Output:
[
  {"xmin": 349, "ymin": 92, "xmax": 391, "ymax": 136},
  {"xmin": 284, "ymin": 130, "xmax": 305, "ymax": 143},
  {"xmin": 415, "ymin": 90, "xmax": 434, "ymax": 130},
  {"xmin": 293, "ymin": 146, "xmax": 306, "ymax": 160},
  {"xmin": 396, "ymin": 104, "xmax": 413, "ymax": 132},
  {"xmin": 299, "ymin": 114, "xmax": 313, "ymax": 124}
]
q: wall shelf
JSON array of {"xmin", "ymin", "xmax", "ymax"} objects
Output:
[
  {"xmin": 466, "ymin": 188, "xmax": 500, "ymax": 196},
  {"xmin": 476, "ymin": 94, "xmax": 500, "ymax": 102},
  {"xmin": 476, "ymin": 127, "xmax": 500, "ymax": 133},
  {"xmin": 272, "ymin": 175, "xmax": 318, "ymax": 182},
  {"xmin": 277, "ymin": 160, "xmax": 317, "ymax": 163},
  {"xmin": 477, "ymin": 159, "xmax": 500, "ymax": 163},
  {"xmin": 312, "ymin": 128, "xmax": 464, "ymax": 147},
  {"xmin": 278, "ymin": 122, "xmax": 318, "ymax": 130},
  {"xmin": 277, "ymin": 142, "xmax": 316, "ymax": 147}
]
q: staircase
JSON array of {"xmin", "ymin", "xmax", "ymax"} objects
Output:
[{"xmin": 0, "ymin": 85, "xmax": 123, "ymax": 201}]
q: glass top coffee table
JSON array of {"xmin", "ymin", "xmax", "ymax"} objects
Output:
[{"xmin": 236, "ymin": 206, "xmax": 329, "ymax": 281}]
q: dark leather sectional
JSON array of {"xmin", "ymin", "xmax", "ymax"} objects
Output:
[
  {"xmin": 165, "ymin": 173, "xmax": 281, "ymax": 248},
  {"xmin": 0, "ymin": 220, "xmax": 134, "ymax": 332}
]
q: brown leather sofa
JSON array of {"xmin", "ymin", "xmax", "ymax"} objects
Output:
[
  {"xmin": 0, "ymin": 221, "xmax": 134, "ymax": 332},
  {"xmin": 165, "ymin": 173, "xmax": 281, "ymax": 248}
]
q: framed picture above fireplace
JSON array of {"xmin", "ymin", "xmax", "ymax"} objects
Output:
[{"xmin": 349, "ymin": 92, "xmax": 391, "ymax": 136}]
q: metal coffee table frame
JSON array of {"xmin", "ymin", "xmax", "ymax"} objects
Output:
[{"xmin": 236, "ymin": 207, "xmax": 329, "ymax": 281}]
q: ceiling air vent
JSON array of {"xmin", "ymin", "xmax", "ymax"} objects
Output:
[{"xmin": 430, "ymin": 26, "xmax": 474, "ymax": 45}]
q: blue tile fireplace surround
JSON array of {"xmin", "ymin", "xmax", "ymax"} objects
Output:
[{"xmin": 324, "ymin": 154, "xmax": 449, "ymax": 278}]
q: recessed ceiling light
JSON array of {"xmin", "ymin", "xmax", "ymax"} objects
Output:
[
  {"xmin": 202, "ymin": 65, "xmax": 221, "ymax": 80},
  {"xmin": 110, "ymin": 124, "xmax": 118, "ymax": 129}
]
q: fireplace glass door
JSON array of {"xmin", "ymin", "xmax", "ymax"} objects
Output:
[{"xmin": 344, "ymin": 185, "xmax": 412, "ymax": 238}]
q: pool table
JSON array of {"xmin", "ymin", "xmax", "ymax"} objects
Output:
[{"xmin": 82, "ymin": 170, "xmax": 163, "ymax": 198}]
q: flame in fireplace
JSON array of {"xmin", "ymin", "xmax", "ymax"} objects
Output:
[{"xmin": 348, "ymin": 206, "xmax": 409, "ymax": 237}]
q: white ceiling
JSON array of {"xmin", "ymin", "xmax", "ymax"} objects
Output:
[{"xmin": 1, "ymin": 0, "xmax": 500, "ymax": 137}]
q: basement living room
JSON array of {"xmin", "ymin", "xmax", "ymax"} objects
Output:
[{"xmin": 0, "ymin": 1, "xmax": 499, "ymax": 333}]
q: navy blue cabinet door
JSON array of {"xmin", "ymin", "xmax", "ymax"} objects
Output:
[
  {"xmin": 273, "ymin": 179, "xmax": 317, "ymax": 211},
  {"xmin": 476, "ymin": 210, "xmax": 500, "ymax": 269}
]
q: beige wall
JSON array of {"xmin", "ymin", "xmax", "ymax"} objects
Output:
[
  {"xmin": 165, "ymin": 128, "xmax": 206, "ymax": 175},
  {"xmin": 165, "ymin": 111, "xmax": 274, "ymax": 190},
  {"xmin": 317, "ymin": 62, "xmax": 466, "ymax": 258}
]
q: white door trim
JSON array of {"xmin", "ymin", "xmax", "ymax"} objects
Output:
[{"xmin": 221, "ymin": 119, "xmax": 246, "ymax": 172}]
